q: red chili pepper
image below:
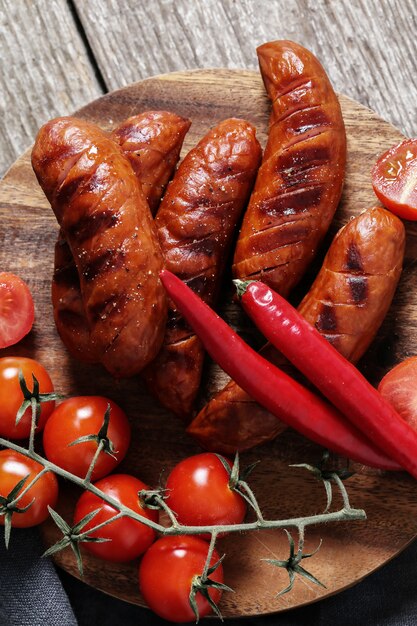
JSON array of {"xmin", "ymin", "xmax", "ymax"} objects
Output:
[
  {"xmin": 160, "ymin": 270, "xmax": 400, "ymax": 471},
  {"xmin": 235, "ymin": 279, "xmax": 417, "ymax": 479}
]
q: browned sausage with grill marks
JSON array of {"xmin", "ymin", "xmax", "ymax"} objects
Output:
[
  {"xmin": 33, "ymin": 116, "xmax": 167, "ymax": 378},
  {"xmin": 112, "ymin": 111, "xmax": 191, "ymax": 215},
  {"xmin": 188, "ymin": 207, "xmax": 405, "ymax": 453},
  {"xmin": 143, "ymin": 118, "xmax": 262, "ymax": 418},
  {"xmin": 51, "ymin": 112, "xmax": 190, "ymax": 363},
  {"xmin": 233, "ymin": 40, "xmax": 346, "ymax": 296}
]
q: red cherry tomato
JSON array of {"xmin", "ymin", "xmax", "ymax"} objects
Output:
[
  {"xmin": 139, "ymin": 535, "xmax": 224, "ymax": 623},
  {"xmin": 0, "ymin": 357, "xmax": 55, "ymax": 439},
  {"xmin": 165, "ymin": 453, "xmax": 246, "ymax": 535},
  {"xmin": 43, "ymin": 397, "xmax": 130, "ymax": 481},
  {"xmin": 378, "ymin": 357, "xmax": 417, "ymax": 430},
  {"xmin": 0, "ymin": 449, "xmax": 58, "ymax": 528},
  {"xmin": 73, "ymin": 474, "xmax": 157, "ymax": 562},
  {"xmin": 372, "ymin": 138, "xmax": 417, "ymax": 220},
  {"xmin": 0, "ymin": 273, "xmax": 34, "ymax": 349}
]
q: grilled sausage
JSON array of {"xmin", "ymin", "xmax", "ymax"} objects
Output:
[
  {"xmin": 143, "ymin": 119, "xmax": 262, "ymax": 418},
  {"xmin": 33, "ymin": 116, "xmax": 167, "ymax": 378},
  {"xmin": 51, "ymin": 112, "xmax": 190, "ymax": 363},
  {"xmin": 112, "ymin": 111, "xmax": 191, "ymax": 215},
  {"xmin": 188, "ymin": 207, "xmax": 405, "ymax": 453},
  {"xmin": 233, "ymin": 40, "xmax": 346, "ymax": 296}
]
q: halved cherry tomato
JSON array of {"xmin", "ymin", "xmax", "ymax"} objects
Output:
[
  {"xmin": 0, "ymin": 273, "xmax": 34, "ymax": 348},
  {"xmin": 0, "ymin": 449, "xmax": 58, "ymax": 528},
  {"xmin": 139, "ymin": 535, "xmax": 224, "ymax": 623},
  {"xmin": 0, "ymin": 357, "xmax": 55, "ymax": 439},
  {"xmin": 372, "ymin": 138, "xmax": 417, "ymax": 220},
  {"xmin": 43, "ymin": 397, "xmax": 130, "ymax": 480},
  {"xmin": 165, "ymin": 453, "xmax": 246, "ymax": 535},
  {"xmin": 378, "ymin": 357, "xmax": 417, "ymax": 430},
  {"xmin": 73, "ymin": 474, "xmax": 158, "ymax": 562}
]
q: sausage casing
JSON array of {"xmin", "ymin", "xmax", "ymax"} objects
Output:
[
  {"xmin": 188, "ymin": 207, "xmax": 405, "ymax": 452},
  {"xmin": 144, "ymin": 118, "xmax": 262, "ymax": 418},
  {"xmin": 51, "ymin": 112, "xmax": 190, "ymax": 363},
  {"xmin": 33, "ymin": 116, "xmax": 167, "ymax": 378},
  {"xmin": 233, "ymin": 40, "xmax": 346, "ymax": 296}
]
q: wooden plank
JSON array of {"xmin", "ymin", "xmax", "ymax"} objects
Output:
[
  {"xmin": 0, "ymin": 0, "xmax": 103, "ymax": 176},
  {"xmin": 74, "ymin": 0, "xmax": 416, "ymax": 137}
]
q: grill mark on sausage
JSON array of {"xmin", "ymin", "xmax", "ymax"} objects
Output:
[
  {"xmin": 315, "ymin": 303, "xmax": 337, "ymax": 332},
  {"xmin": 345, "ymin": 243, "xmax": 364, "ymax": 272},
  {"xmin": 89, "ymin": 293, "xmax": 129, "ymax": 324},
  {"xmin": 259, "ymin": 185, "xmax": 324, "ymax": 216},
  {"xmin": 272, "ymin": 76, "xmax": 313, "ymax": 101},
  {"xmin": 56, "ymin": 174, "xmax": 87, "ymax": 206},
  {"xmin": 82, "ymin": 248, "xmax": 126, "ymax": 282},
  {"xmin": 276, "ymin": 144, "xmax": 330, "ymax": 173},
  {"xmin": 67, "ymin": 210, "xmax": 120, "ymax": 244},
  {"xmin": 177, "ymin": 236, "xmax": 218, "ymax": 259},
  {"xmin": 348, "ymin": 275, "xmax": 368, "ymax": 303},
  {"xmin": 283, "ymin": 107, "xmax": 332, "ymax": 135},
  {"xmin": 53, "ymin": 260, "xmax": 79, "ymax": 286}
]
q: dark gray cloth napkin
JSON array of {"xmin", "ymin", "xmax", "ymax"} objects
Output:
[{"xmin": 1, "ymin": 527, "xmax": 417, "ymax": 626}]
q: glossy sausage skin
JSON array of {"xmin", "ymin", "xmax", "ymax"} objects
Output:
[
  {"xmin": 233, "ymin": 40, "xmax": 346, "ymax": 296},
  {"xmin": 51, "ymin": 112, "xmax": 190, "ymax": 363},
  {"xmin": 188, "ymin": 207, "xmax": 405, "ymax": 453},
  {"xmin": 143, "ymin": 119, "xmax": 262, "ymax": 418},
  {"xmin": 112, "ymin": 111, "xmax": 191, "ymax": 215},
  {"xmin": 33, "ymin": 116, "xmax": 167, "ymax": 378}
]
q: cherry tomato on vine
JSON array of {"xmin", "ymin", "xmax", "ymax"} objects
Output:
[
  {"xmin": 43, "ymin": 397, "xmax": 130, "ymax": 480},
  {"xmin": 0, "ymin": 449, "xmax": 58, "ymax": 528},
  {"xmin": 378, "ymin": 357, "xmax": 417, "ymax": 430},
  {"xmin": 0, "ymin": 357, "xmax": 55, "ymax": 439},
  {"xmin": 372, "ymin": 138, "xmax": 417, "ymax": 220},
  {"xmin": 0, "ymin": 273, "xmax": 34, "ymax": 349},
  {"xmin": 73, "ymin": 474, "xmax": 157, "ymax": 562},
  {"xmin": 165, "ymin": 453, "xmax": 246, "ymax": 534},
  {"xmin": 139, "ymin": 535, "xmax": 224, "ymax": 623}
]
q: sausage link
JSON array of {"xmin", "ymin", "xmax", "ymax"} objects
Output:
[
  {"xmin": 188, "ymin": 207, "xmax": 405, "ymax": 453},
  {"xmin": 112, "ymin": 111, "xmax": 191, "ymax": 215},
  {"xmin": 51, "ymin": 112, "xmax": 190, "ymax": 363},
  {"xmin": 33, "ymin": 116, "xmax": 167, "ymax": 378},
  {"xmin": 143, "ymin": 119, "xmax": 262, "ymax": 418},
  {"xmin": 233, "ymin": 40, "xmax": 346, "ymax": 296}
]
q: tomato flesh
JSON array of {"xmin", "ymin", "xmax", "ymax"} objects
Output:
[
  {"xmin": 0, "ymin": 273, "xmax": 34, "ymax": 348},
  {"xmin": 43, "ymin": 396, "xmax": 131, "ymax": 480},
  {"xmin": 378, "ymin": 357, "xmax": 417, "ymax": 430},
  {"xmin": 372, "ymin": 138, "xmax": 417, "ymax": 220},
  {"xmin": 0, "ymin": 357, "xmax": 55, "ymax": 439},
  {"xmin": 73, "ymin": 474, "xmax": 158, "ymax": 562},
  {"xmin": 165, "ymin": 453, "xmax": 246, "ymax": 537},
  {"xmin": 0, "ymin": 449, "xmax": 58, "ymax": 528},
  {"xmin": 139, "ymin": 535, "xmax": 224, "ymax": 623}
]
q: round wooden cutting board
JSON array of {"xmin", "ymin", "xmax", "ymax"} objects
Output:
[{"xmin": 1, "ymin": 69, "xmax": 417, "ymax": 618}]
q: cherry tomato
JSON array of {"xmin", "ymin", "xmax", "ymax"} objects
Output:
[
  {"xmin": 372, "ymin": 138, "xmax": 417, "ymax": 220},
  {"xmin": 0, "ymin": 273, "xmax": 34, "ymax": 349},
  {"xmin": 0, "ymin": 357, "xmax": 55, "ymax": 439},
  {"xmin": 378, "ymin": 357, "xmax": 417, "ymax": 430},
  {"xmin": 73, "ymin": 474, "xmax": 157, "ymax": 562},
  {"xmin": 165, "ymin": 453, "xmax": 246, "ymax": 535},
  {"xmin": 139, "ymin": 535, "xmax": 224, "ymax": 623},
  {"xmin": 43, "ymin": 397, "xmax": 130, "ymax": 481},
  {"xmin": 0, "ymin": 449, "xmax": 58, "ymax": 528}
]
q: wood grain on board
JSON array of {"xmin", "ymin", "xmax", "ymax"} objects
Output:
[
  {"xmin": 1, "ymin": 70, "xmax": 417, "ymax": 617},
  {"xmin": 0, "ymin": 0, "xmax": 103, "ymax": 177}
]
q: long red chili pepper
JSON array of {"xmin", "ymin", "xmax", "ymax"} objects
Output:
[
  {"xmin": 235, "ymin": 279, "xmax": 417, "ymax": 479},
  {"xmin": 160, "ymin": 270, "xmax": 400, "ymax": 471}
]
